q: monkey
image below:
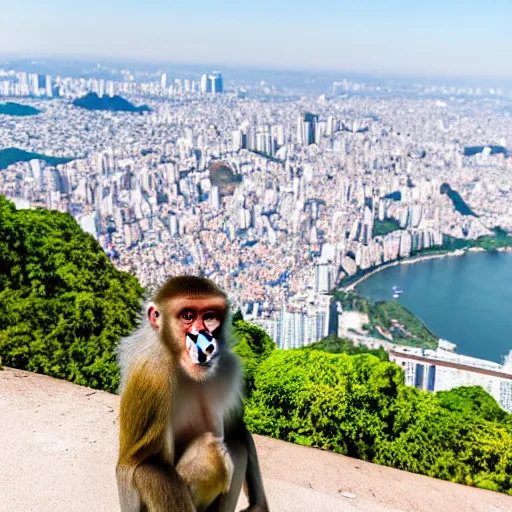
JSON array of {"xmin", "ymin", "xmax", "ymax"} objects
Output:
[{"xmin": 116, "ymin": 275, "xmax": 269, "ymax": 512}]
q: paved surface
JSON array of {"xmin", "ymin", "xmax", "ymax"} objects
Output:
[{"xmin": 1, "ymin": 367, "xmax": 511, "ymax": 512}]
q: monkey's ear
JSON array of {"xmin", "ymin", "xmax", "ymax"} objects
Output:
[{"xmin": 147, "ymin": 302, "xmax": 161, "ymax": 329}]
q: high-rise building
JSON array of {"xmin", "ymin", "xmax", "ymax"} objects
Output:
[
  {"xmin": 169, "ymin": 213, "xmax": 179, "ymax": 237},
  {"xmin": 315, "ymin": 264, "xmax": 331, "ymax": 293},
  {"xmin": 209, "ymin": 72, "xmax": 223, "ymax": 94},
  {"xmin": 45, "ymin": 75, "xmax": 53, "ymax": 98},
  {"xmin": 297, "ymin": 113, "xmax": 319, "ymax": 145},
  {"xmin": 37, "ymin": 74, "xmax": 45, "ymax": 90},
  {"xmin": 296, "ymin": 116, "xmax": 304, "ymax": 145},
  {"xmin": 29, "ymin": 73, "xmax": 39, "ymax": 95},
  {"xmin": 210, "ymin": 186, "xmax": 221, "ymax": 209},
  {"xmin": 18, "ymin": 72, "xmax": 29, "ymax": 95},
  {"xmin": 390, "ymin": 349, "xmax": 512, "ymax": 413},
  {"xmin": 200, "ymin": 74, "xmax": 210, "ymax": 94},
  {"xmin": 98, "ymin": 79, "xmax": 105, "ymax": 98},
  {"xmin": 161, "ymin": 73, "xmax": 168, "ymax": 91},
  {"xmin": 232, "ymin": 130, "xmax": 244, "ymax": 151},
  {"xmin": 106, "ymin": 81, "xmax": 115, "ymax": 98}
]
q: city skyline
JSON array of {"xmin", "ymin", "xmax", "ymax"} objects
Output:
[{"xmin": 2, "ymin": 1, "xmax": 512, "ymax": 80}]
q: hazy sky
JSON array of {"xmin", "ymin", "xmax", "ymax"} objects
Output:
[{"xmin": 2, "ymin": 0, "xmax": 512, "ymax": 78}]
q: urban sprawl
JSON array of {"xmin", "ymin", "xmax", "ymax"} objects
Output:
[{"xmin": 1, "ymin": 66, "xmax": 511, "ymax": 411}]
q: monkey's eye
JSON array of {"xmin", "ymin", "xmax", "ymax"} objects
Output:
[{"xmin": 181, "ymin": 311, "xmax": 195, "ymax": 323}]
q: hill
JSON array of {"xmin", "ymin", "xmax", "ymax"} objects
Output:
[
  {"xmin": 72, "ymin": 92, "xmax": 151, "ymax": 113},
  {"xmin": 0, "ymin": 195, "xmax": 143, "ymax": 391},
  {"xmin": 0, "ymin": 148, "xmax": 74, "ymax": 170},
  {"xmin": 332, "ymin": 290, "xmax": 438, "ymax": 348},
  {"xmin": 0, "ymin": 102, "xmax": 41, "ymax": 116}
]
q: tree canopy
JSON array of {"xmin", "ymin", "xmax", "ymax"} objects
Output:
[
  {"xmin": 239, "ymin": 348, "xmax": 512, "ymax": 495},
  {"xmin": 232, "ymin": 319, "xmax": 275, "ymax": 395},
  {"xmin": 0, "ymin": 196, "xmax": 143, "ymax": 391}
]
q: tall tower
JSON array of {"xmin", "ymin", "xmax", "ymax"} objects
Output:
[
  {"xmin": 210, "ymin": 186, "xmax": 221, "ymax": 209},
  {"xmin": 209, "ymin": 72, "xmax": 223, "ymax": 94},
  {"xmin": 98, "ymin": 79, "xmax": 105, "ymax": 98},
  {"xmin": 161, "ymin": 73, "xmax": 168, "ymax": 91},
  {"xmin": 296, "ymin": 116, "xmax": 304, "ymax": 145},
  {"xmin": 45, "ymin": 75, "xmax": 53, "ymax": 98},
  {"xmin": 303, "ymin": 112, "xmax": 318, "ymax": 144},
  {"xmin": 200, "ymin": 74, "xmax": 210, "ymax": 94},
  {"xmin": 106, "ymin": 80, "xmax": 115, "ymax": 98}
]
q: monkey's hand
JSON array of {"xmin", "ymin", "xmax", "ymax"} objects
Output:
[{"xmin": 176, "ymin": 433, "xmax": 234, "ymax": 509}]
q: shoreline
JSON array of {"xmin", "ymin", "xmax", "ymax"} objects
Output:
[
  {"xmin": 341, "ymin": 244, "xmax": 512, "ymax": 292},
  {"xmin": 341, "ymin": 247, "xmax": 478, "ymax": 292}
]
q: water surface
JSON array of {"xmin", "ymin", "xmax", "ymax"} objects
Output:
[{"xmin": 356, "ymin": 252, "xmax": 512, "ymax": 363}]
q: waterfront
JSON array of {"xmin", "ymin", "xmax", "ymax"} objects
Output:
[{"xmin": 356, "ymin": 252, "xmax": 512, "ymax": 363}]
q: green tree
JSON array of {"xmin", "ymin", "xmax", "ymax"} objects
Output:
[
  {"xmin": 244, "ymin": 347, "xmax": 512, "ymax": 495},
  {"xmin": 0, "ymin": 196, "xmax": 143, "ymax": 392},
  {"xmin": 436, "ymin": 386, "xmax": 508, "ymax": 423},
  {"xmin": 309, "ymin": 334, "xmax": 389, "ymax": 361},
  {"xmin": 232, "ymin": 319, "xmax": 275, "ymax": 395},
  {"xmin": 232, "ymin": 309, "xmax": 244, "ymax": 324}
]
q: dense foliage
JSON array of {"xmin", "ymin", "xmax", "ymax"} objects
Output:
[
  {"xmin": 237, "ymin": 345, "xmax": 512, "ymax": 495},
  {"xmin": 309, "ymin": 334, "xmax": 389, "ymax": 361},
  {"xmin": 232, "ymin": 319, "xmax": 275, "ymax": 395},
  {"xmin": 332, "ymin": 290, "xmax": 438, "ymax": 349},
  {"xmin": 367, "ymin": 300, "xmax": 437, "ymax": 348},
  {"xmin": 0, "ymin": 196, "xmax": 143, "ymax": 391}
]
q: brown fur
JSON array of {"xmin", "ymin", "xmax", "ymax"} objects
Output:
[
  {"xmin": 116, "ymin": 275, "xmax": 268, "ymax": 512},
  {"xmin": 155, "ymin": 275, "xmax": 227, "ymax": 305}
]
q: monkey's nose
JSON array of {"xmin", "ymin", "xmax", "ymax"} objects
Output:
[{"xmin": 198, "ymin": 350, "xmax": 207, "ymax": 364}]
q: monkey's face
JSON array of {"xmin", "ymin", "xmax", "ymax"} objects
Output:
[{"xmin": 151, "ymin": 296, "xmax": 226, "ymax": 381}]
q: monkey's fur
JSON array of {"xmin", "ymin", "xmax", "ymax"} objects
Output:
[{"xmin": 116, "ymin": 275, "xmax": 268, "ymax": 512}]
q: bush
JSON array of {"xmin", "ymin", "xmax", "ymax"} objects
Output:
[
  {"xmin": 308, "ymin": 334, "xmax": 389, "ymax": 361},
  {"xmin": 245, "ymin": 349, "xmax": 512, "ymax": 494},
  {"xmin": 0, "ymin": 196, "xmax": 143, "ymax": 391},
  {"xmin": 232, "ymin": 319, "xmax": 275, "ymax": 396}
]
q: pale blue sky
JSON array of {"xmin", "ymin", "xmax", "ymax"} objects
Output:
[{"xmin": 1, "ymin": 0, "xmax": 512, "ymax": 78}]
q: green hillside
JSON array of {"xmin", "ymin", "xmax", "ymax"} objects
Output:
[
  {"xmin": 0, "ymin": 195, "xmax": 143, "ymax": 391},
  {"xmin": 239, "ymin": 340, "xmax": 512, "ymax": 496}
]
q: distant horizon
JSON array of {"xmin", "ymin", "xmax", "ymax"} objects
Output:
[{"xmin": 2, "ymin": 53, "xmax": 512, "ymax": 88}]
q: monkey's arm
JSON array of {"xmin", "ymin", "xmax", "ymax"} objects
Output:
[
  {"xmin": 117, "ymin": 359, "xmax": 195, "ymax": 512},
  {"xmin": 228, "ymin": 419, "xmax": 268, "ymax": 512}
]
